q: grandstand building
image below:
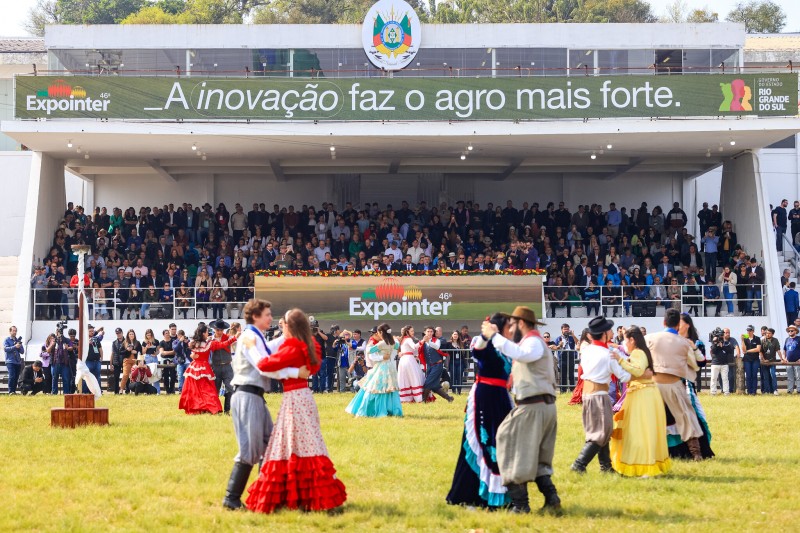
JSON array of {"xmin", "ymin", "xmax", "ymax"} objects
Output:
[{"xmin": 0, "ymin": 18, "xmax": 799, "ymax": 354}]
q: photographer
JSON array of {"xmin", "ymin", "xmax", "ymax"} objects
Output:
[
  {"xmin": 709, "ymin": 327, "xmax": 733, "ymax": 395},
  {"xmin": 4, "ymin": 326, "xmax": 25, "ymax": 395},
  {"xmin": 130, "ymin": 358, "xmax": 157, "ymax": 395},
  {"xmin": 324, "ymin": 325, "xmax": 342, "ymax": 393},
  {"xmin": 335, "ymin": 330, "xmax": 360, "ymax": 392},
  {"xmin": 554, "ymin": 323, "xmax": 579, "ymax": 393},
  {"xmin": 309, "ymin": 317, "xmax": 329, "ymax": 393},
  {"xmin": 82, "ymin": 325, "xmax": 104, "ymax": 394}
]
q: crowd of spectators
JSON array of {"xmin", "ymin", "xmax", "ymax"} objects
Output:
[{"xmin": 30, "ymin": 198, "xmax": 764, "ymax": 321}]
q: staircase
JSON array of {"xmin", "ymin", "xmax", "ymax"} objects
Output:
[{"xmin": 0, "ymin": 256, "xmax": 19, "ymax": 334}]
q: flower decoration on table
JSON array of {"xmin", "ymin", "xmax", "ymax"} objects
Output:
[{"xmin": 255, "ymin": 269, "xmax": 546, "ymax": 277}]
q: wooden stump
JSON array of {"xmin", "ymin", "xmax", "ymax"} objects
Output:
[{"xmin": 51, "ymin": 394, "xmax": 109, "ymax": 428}]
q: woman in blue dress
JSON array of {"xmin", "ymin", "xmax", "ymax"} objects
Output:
[
  {"xmin": 446, "ymin": 313, "xmax": 514, "ymax": 509},
  {"xmin": 346, "ymin": 323, "xmax": 403, "ymax": 418}
]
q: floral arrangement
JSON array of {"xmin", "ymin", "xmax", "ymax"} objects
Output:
[{"xmin": 255, "ymin": 269, "xmax": 546, "ymax": 277}]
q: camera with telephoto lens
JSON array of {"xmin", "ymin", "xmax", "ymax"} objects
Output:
[
  {"xmin": 55, "ymin": 320, "xmax": 68, "ymax": 337},
  {"xmin": 309, "ymin": 316, "xmax": 320, "ymax": 334},
  {"xmin": 709, "ymin": 327, "xmax": 725, "ymax": 345}
]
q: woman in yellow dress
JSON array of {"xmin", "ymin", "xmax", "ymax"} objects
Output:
[{"xmin": 609, "ymin": 326, "xmax": 671, "ymax": 477}]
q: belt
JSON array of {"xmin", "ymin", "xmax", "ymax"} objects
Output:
[
  {"xmin": 583, "ymin": 380, "xmax": 609, "ymax": 394},
  {"xmin": 476, "ymin": 375, "xmax": 509, "ymax": 388},
  {"xmin": 236, "ymin": 384, "xmax": 265, "ymax": 397},
  {"xmin": 517, "ymin": 394, "xmax": 556, "ymax": 405}
]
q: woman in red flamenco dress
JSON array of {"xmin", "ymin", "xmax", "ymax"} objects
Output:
[
  {"xmin": 178, "ymin": 323, "xmax": 237, "ymax": 415},
  {"xmin": 246, "ymin": 308, "xmax": 347, "ymax": 514}
]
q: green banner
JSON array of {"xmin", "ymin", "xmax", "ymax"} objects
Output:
[{"xmin": 15, "ymin": 73, "xmax": 798, "ymax": 121}]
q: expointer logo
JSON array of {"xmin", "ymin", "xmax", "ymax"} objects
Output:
[
  {"xmin": 362, "ymin": 0, "xmax": 421, "ymax": 71},
  {"xmin": 349, "ymin": 277, "xmax": 450, "ymax": 319},
  {"xmin": 26, "ymin": 79, "xmax": 110, "ymax": 115},
  {"xmin": 719, "ymin": 79, "xmax": 752, "ymax": 112}
]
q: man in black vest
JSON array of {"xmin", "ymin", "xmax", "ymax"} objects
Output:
[
  {"xmin": 110, "ymin": 327, "xmax": 127, "ymax": 394},
  {"xmin": 209, "ymin": 319, "xmax": 235, "ymax": 413}
]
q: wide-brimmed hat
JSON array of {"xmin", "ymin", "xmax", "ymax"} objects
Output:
[
  {"xmin": 588, "ymin": 316, "xmax": 614, "ymax": 335},
  {"xmin": 788, "ymin": 325, "xmax": 798, "ymax": 333},
  {"xmin": 501, "ymin": 306, "xmax": 546, "ymax": 327},
  {"xmin": 210, "ymin": 319, "xmax": 230, "ymax": 330}
]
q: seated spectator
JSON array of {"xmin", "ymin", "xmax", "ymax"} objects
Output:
[{"xmin": 703, "ymin": 279, "xmax": 722, "ymax": 317}]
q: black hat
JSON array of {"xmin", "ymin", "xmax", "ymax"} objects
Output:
[
  {"xmin": 115, "ymin": 327, "xmax": 123, "ymax": 334},
  {"xmin": 587, "ymin": 316, "xmax": 614, "ymax": 336},
  {"xmin": 211, "ymin": 319, "xmax": 230, "ymax": 330}
]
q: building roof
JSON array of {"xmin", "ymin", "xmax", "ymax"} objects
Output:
[
  {"xmin": 745, "ymin": 34, "xmax": 800, "ymax": 51},
  {"xmin": 0, "ymin": 38, "xmax": 46, "ymax": 54}
]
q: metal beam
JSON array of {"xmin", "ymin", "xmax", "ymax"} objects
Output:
[
  {"xmin": 146, "ymin": 159, "xmax": 176, "ymax": 182},
  {"xmin": 269, "ymin": 159, "xmax": 287, "ymax": 182},
  {"xmin": 601, "ymin": 158, "xmax": 644, "ymax": 180},
  {"xmin": 494, "ymin": 158, "xmax": 524, "ymax": 181}
]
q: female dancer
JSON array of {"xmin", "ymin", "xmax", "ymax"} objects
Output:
[
  {"xmin": 668, "ymin": 313, "xmax": 715, "ymax": 460},
  {"xmin": 446, "ymin": 313, "xmax": 514, "ymax": 509},
  {"xmin": 178, "ymin": 323, "xmax": 237, "ymax": 415},
  {"xmin": 345, "ymin": 324, "xmax": 403, "ymax": 417},
  {"xmin": 609, "ymin": 326, "xmax": 671, "ymax": 477},
  {"xmin": 397, "ymin": 325, "xmax": 426, "ymax": 403},
  {"xmin": 246, "ymin": 308, "xmax": 347, "ymax": 513}
]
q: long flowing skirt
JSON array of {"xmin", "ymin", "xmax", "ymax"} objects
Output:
[
  {"xmin": 397, "ymin": 355, "xmax": 425, "ymax": 403},
  {"xmin": 666, "ymin": 380, "xmax": 715, "ymax": 459},
  {"xmin": 246, "ymin": 388, "xmax": 347, "ymax": 513},
  {"xmin": 178, "ymin": 360, "xmax": 221, "ymax": 415},
  {"xmin": 610, "ymin": 381, "xmax": 672, "ymax": 477},
  {"xmin": 568, "ymin": 365, "xmax": 584, "ymax": 405},
  {"xmin": 346, "ymin": 360, "xmax": 402, "ymax": 417},
  {"xmin": 447, "ymin": 382, "xmax": 514, "ymax": 508}
]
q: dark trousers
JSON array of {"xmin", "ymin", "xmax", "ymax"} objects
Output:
[
  {"xmin": 324, "ymin": 358, "xmax": 336, "ymax": 391},
  {"xmin": 788, "ymin": 311, "xmax": 799, "ymax": 327},
  {"xmin": 705, "ymin": 252, "xmax": 717, "ymax": 278},
  {"xmin": 6, "ymin": 363, "xmax": 22, "ymax": 394},
  {"xmin": 448, "ymin": 353, "xmax": 464, "ymax": 393},
  {"xmin": 51, "ymin": 363, "xmax": 72, "ymax": 394},
  {"xmin": 212, "ymin": 363, "xmax": 234, "ymax": 412},
  {"xmin": 22, "ymin": 382, "xmax": 45, "ymax": 395},
  {"xmin": 777, "ymin": 226, "xmax": 786, "ymax": 251},
  {"xmin": 585, "ymin": 302, "xmax": 600, "ymax": 316},
  {"xmin": 111, "ymin": 364, "xmax": 122, "ymax": 393},
  {"xmin": 132, "ymin": 382, "xmax": 157, "ymax": 395},
  {"xmin": 744, "ymin": 359, "xmax": 760, "ymax": 395},
  {"xmin": 761, "ymin": 364, "xmax": 777, "ymax": 393},
  {"xmin": 42, "ymin": 366, "xmax": 52, "ymax": 394},
  {"xmin": 558, "ymin": 350, "xmax": 577, "ymax": 392},
  {"xmin": 82, "ymin": 360, "xmax": 102, "ymax": 394},
  {"xmin": 162, "ymin": 365, "xmax": 177, "ymax": 394}
]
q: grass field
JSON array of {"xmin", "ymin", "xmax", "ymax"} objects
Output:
[{"xmin": 0, "ymin": 392, "xmax": 795, "ymax": 532}]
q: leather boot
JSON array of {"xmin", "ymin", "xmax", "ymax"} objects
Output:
[
  {"xmin": 686, "ymin": 437, "xmax": 703, "ymax": 461},
  {"xmin": 421, "ymin": 388, "xmax": 430, "ymax": 402},
  {"xmin": 222, "ymin": 462, "xmax": 253, "ymax": 510},
  {"xmin": 223, "ymin": 391, "xmax": 232, "ymax": 414},
  {"xmin": 598, "ymin": 444, "xmax": 614, "ymax": 473},
  {"xmin": 434, "ymin": 387, "xmax": 455, "ymax": 403},
  {"xmin": 534, "ymin": 475, "xmax": 562, "ymax": 515},
  {"xmin": 506, "ymin": 483, "xmax": 531, "ymax": 514},
  {"xmin": 571, "ymin": 442, "xmax": 601, "ymax": 474}
]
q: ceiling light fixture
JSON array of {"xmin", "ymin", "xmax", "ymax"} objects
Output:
[
  {"xmin": 729, "ymin": 139, "xmax": 736, "ymax": 146},
  {"xmin": 67, "ymin": 140, "xmax": 73, "ymax": 148},
  {"xmin": 84, "ymin": 153, "xmax": 90, "ymax": 159},
  {"xmin": 76, "ymin": 146, "xmax": 82, "ymax": 154},
  {"xmin": 191, "ymin": 143, "xmax": 197, "ymax": 151},
  {"xmin": 460, "ymin": 154, "xmax": 466, "ymax": 160},
  {"xmin": 467, "ymin": 144, "xmax": 473, "ymax": 151},
  {"xmin": 329, "ymin": 145, "xmax": 336, "ymax": 152},
  {"xmin": 718, "ymin": 145, "xmax": 724, "ymax": 152},
  {"xmin": 606, "ymin": 143, "xmax": 613, "ymax": 150},
  {"xmin": 706, "ymin": 149, "xmax": 711, "ymax": 158},
  {"xmin": 590, "ymin": 152, "xmax": 597, "ymax": 160},
  {"xmin": 201, "ymin": 154, "xmax": 207, "ymax": 161}
]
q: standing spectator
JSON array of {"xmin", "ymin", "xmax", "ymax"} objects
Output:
[
  {"xmin": 20, "ymin": 361, "xmax": 45, "ymax": 395},
  {"xmin": 174, "ymin": 329, "xmax": 191, "ymax": 394},
  {"xmin": 121, "ymin": 329, "xmax": 141, "ymax": 394},
  {"xmin": 554, "ymin": 323, "xmax": 578, "ymax": 392},
  {"xmin": 323, "ymin": 325, "xmax": 341, "ymax": 393},
  {"xmin": 39, "ymin": 334, "xmax": 55, "ymax": 393},
  {"xmin": 666, "ymin": 202, "xmax": 687, "ymax": 239},
  {"xmin": 110, "ymin": 327, "xmax": 126, "ymax": 394},
  {"xmin": 159, "ymin": 329, "xmax": 177, "ymax": 395},
  {"xmin": 440, "ymin": 330, "xmax": 465, "ymax": 394},
  {"xmin": 789, "ymin": 200, "xmax": 800, "ymax": 244},
  {"xmin": 745, "ymin": 258, "xmax": 765, "ymax": 316},
  {"xmin": 51, "ymin": 330, "xmax": 72, "ymax": 395},
  {"xmin": 709, "ymin": 330, "xmax": 733, "ymax": 395},
  {"xmin": 785, "ymin": 282, "xmax": 799, "ymax": 326},
  {"xmin": 772, "ymin": 199, "xmax": 788, "ymax": 252},
  {"xmin": 31, "ymin": 266, "xmax": 48, "ymax": 319},
  {"xmin": 760, "ymin": 328, "xmax": 780, "ymax": 395},
  {"xmin": 701, "ymin": 229, "xmax": 719, "ymax": 279},
  {"xmin": 723, "ymin": 328, "xmax": 742, "ymax": 394},
  {"xmin": 781, "ymin": 325, "xmax": 800, "ymax": 394},
  {"xmin": 718, "ymin": 266, "xmax": 737, "ymax": 316},
  {"xmin": 83, "ymin": 325, "xmax": 104, "ymax": 394},
  {"xmin": 741, "ymin": 326, "xmax": 761, "ymax": 396},
  {"xmin": 4, "ymin": 326, "xmax": 25, "ymax": 395}
]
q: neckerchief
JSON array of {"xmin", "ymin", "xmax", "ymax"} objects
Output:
[
  {"xmin": 665, "ymin": 327, "xmax": 678, "ymax": 335},
  {"xmin": 591, "ymin": 339, "xmax": 609, "ymax": 348},
  {"xmin": 246, "ymin": 324, "xmax": 271, "ymax": 355}
]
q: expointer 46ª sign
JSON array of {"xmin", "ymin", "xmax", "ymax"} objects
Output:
[{"xmin": 15, "ymin": 74, "xmax": 798, "ymax": 121}]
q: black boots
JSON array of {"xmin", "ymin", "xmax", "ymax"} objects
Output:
[
  {"xmin": 571, "ymin": 442, "xmax": 601, "ymax": 473},
  {"xmin": 534, "ymin": 475, "xmax": 562, "ymax": 515},
  {"xmin": 598, "ymin": 444, "xmax": 614, "ymax": 473},
  {"xmin": 506, "ymin": 483, "xmax": 531, "ymax": 514},
  {"xmin": 433, "ymin": 387, "xmax": 455, "ymax": 403},
  {"xmin": 222, "ymin": 462, "xmax": 253, "ymax": 510}
]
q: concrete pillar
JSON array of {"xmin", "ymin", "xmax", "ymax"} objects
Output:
[
  {"xmin": 14, "ymin": 153, "xmax": 66, "ymax": 349},
  {"xmin": 720, "ymin": 151, "xmax": 784, "ymax": 322}
]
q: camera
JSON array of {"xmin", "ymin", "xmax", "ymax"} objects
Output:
[
  {"xmin": 55, "ymin": 320, "xmax": 68, "ymax": 337},
  {"xmin": 709, "ymin": 327, "xmax": 725, "ymax": 344},
  {"xmin": 266, "ymin": 325, "xmax": 279, "ymax": 340}
]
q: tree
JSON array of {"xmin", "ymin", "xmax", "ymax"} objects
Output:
[
  {"xmin": 726, "ymin": 0, "xmax": 785, "ymax": 33},
  {"xmin": 571, "ymin": 0, "xmax": 657, "ymax": 23},
  {"xmin": 25, "ymin": 0, "xmax": 60, "ymax": 36},
  {"xmin": 662, "ymin": 0, "xmax": 687, "ymax": 22},
  {"xmin": 686, "ymin": 7, "xmax": 718, "ymax": 22}
]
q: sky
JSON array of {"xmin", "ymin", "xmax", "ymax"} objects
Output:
[{"xmin": 0, "ymin": 0, "xmax": 798, "ymax": 37}]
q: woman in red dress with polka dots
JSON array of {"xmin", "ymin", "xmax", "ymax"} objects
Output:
[{"xmin": 245, "ymin": 308, "xmax": 347, "ymax": 514}]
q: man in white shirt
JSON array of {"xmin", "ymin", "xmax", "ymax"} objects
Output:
[
  {"xmin": 407, "ymin": 239, "xmax": 425, "ymax": 264},
  {"xmin": 571, "ymin": 315, "xmax": 631, "ymax": 474}
]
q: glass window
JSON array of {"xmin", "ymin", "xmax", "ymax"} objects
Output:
[
  {"xmin": 598, "ymin": 49, "xmax": 654, "ymax": 75},
  {"xmin": 496, "ymin": 48, "xmax": 568, "ymax": 76},
  {"xmin": 683, "ymin": 49, "xmax": 710, "ymax": 74},
  {"xmin": 712, "ymin": 49, "xmax": 739, "ymax": 72},
  {"xmin": 569, "ymin": 49, "xmax": 595, "ymax": 75},
  {"xmin": 655, "ymin": 49, "xmax": 682, "ymax": 74}
]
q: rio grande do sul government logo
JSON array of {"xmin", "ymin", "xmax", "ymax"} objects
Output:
[
  {"xmin": 26, "ymin": 78, "xmax": 110, "ymax": 115},
  {"xmin": 361, "ymin": 0, "xmax": 421, "ymax": 71},
  {"xmin": 349, "ymin": 277, "xmax": 452, "ymax": 320}
]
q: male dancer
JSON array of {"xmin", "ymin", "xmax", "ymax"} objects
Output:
[
  {"xmin": 481, "ymin": 306, "xmax": 561, "ymax": 514},
  {"xmin": 209, "ymin": 320, "xmax": 234, "ymax": 414},
  {"xmin": 646, "ymin": 308, "xmax": 704, "ymax": 461},
  {"xmin": 420, "ymin": 326, "xmax": 454, "ymax": 402},
  {"xmin": 571, "ymin": 316, "xmax": 631, "ymax": 473},
  {"xmin": 222, "ymin": 299, "xmax": 309, "ymax": 510}
]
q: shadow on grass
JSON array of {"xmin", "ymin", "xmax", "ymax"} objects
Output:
[
  {"xmin": 563, "ymin": 504, "xmax": 693, "ymax": 523},
  {"xmin": 342, "ymin": 502, "xmax": 407, "ymax": 517},
  {"xmin": 667, "ymin": 474, "xmax": 762, "ymax": 483}
]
